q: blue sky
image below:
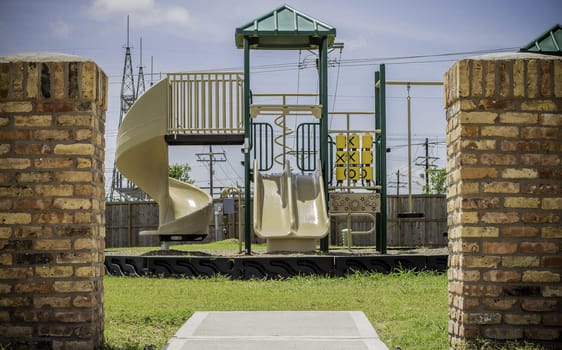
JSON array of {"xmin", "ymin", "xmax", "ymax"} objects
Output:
[{"xmin": 1, "ymin": 0, "xmax": 560, "ymax": 195}]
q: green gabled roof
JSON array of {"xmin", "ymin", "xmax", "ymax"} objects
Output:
[
  {"xmin": 235, "ymin": 4, "xmax": 336, "ymax": 50},
  {"xmin": 520, "ymin": 24, "xmax": 562, "ymax": 56}
]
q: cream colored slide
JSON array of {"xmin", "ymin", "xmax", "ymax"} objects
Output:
[
  {"xmin": 253, "ymin": 160, "xmax": 329, "ymax": 252},
  {"xmin": 115, "ymin": 78, "xmax": 213, "ymax": 241}
]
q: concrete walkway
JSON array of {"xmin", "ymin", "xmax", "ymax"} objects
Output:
[{"xmin": 163, "ymin": 311, "xmax": 389, "ymax": 350}]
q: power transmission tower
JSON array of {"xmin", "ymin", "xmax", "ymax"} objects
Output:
[
  {"xmin": 109, "ymin": 16, "xmax": 149, "ymax": 202},
  {"xmin": 136, "ymin": 37, "xmax": 146, "ymax": 97}
]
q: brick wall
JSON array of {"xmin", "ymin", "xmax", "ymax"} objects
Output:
[
  {"xmin": 445, "ymin": 53, "xmax": 562, "ymax": 348},
  {"xmin": 0, "ymin": 53, "xmax": 107, "ymax": 349}
]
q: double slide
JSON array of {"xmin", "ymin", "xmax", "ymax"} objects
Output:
[
  {"xmin": 115, "ymin": 78, "xmax": 213, "ymax": 240},
  {"xmin": 253, "ymin": 160, "xmax": 330, "ymax": 252}
]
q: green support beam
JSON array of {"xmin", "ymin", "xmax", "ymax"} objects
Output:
[
  {"xmin": 319, "ymin": 37, "xmax": 329, "ymax": 252},
  {"xmin": 243, "ymin": 38, "xmax": 252, "ymax": 255},
  {"xmin": 375, "ymin": 65, "xmax": 387, "ymax": 254}
]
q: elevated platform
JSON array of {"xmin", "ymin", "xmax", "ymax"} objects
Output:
[
  {"xmin": 163, "ymin": 311, "xmax": 388, "ymax": 350},
  {"xmin": 165, "ymin": 133, "xmax": 244, "ymax": 145}
]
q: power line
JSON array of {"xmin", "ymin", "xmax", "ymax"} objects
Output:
[{"xmin": 103, "ymin": 46, "xmax": 519, "ymax": 80}]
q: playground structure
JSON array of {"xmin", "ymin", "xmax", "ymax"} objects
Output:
[{"xmin": 115, "ymin": 5, "xmax": 391, "ymax": 253}]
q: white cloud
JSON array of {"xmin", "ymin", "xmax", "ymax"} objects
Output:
[
  {"xmin": 86, "ymin": 0, "xmax": 190, "ymax": 27},
  {"xmin": 50, "ymin": 19, "xmax": 71, "ymax": 39}
]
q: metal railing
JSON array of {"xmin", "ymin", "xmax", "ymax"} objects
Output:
[{"xmin": 167, "ymin": 72, "xmax": 244, "ymax": 135}]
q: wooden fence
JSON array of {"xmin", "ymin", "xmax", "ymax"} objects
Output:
[{"xmin": 105, "ymin": 195, "xmax": 447, "ymax": 248}]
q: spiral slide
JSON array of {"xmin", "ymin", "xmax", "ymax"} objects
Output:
[
  {"xmin": 253, "ymin": 160, "xmax": 329, "ymax": 252},
  {"xmin": 115, "ymin": 78, "xmax": 213, "ymax": 241}
]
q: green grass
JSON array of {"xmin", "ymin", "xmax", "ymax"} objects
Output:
[{"xmin": 104, "ymin": 270, "xmax": 448, "ymax": 350}]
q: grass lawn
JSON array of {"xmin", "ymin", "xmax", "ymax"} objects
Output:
[{"xmin": 104, "ymin": 270, "xmax": 448, "ymax": 350}]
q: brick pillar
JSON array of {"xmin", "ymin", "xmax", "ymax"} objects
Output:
[
  {"xmin": 0, "ymin": 53, "xmax": 107, "ymax": 349},
  {"xmin": 445, "ymin": 53, "xmax": 562, "ymax": 348}
]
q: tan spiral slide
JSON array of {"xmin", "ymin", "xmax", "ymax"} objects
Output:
[{"xmin": 115, "ymin": 78, "xmax": 213, "ymax": 241}]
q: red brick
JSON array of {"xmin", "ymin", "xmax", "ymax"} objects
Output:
[
  {"xmin": 0, "ymin": 325, "xmax": 33, "ymax": 337},
  {"xmin": 480, "ymin": 153, "xmax": 517, "ymax": 165},
  {"xmin": 14, "ymin": 143, "xmax": 52, "ymax": 155},
  {"xmin": 543, "ymin": 256, "xmax": 562, "ymax": 268},
  {"xmin": 521, "ymin": 126, "xmax": 558, "ymax": 139},
  {"xmin": 0, "ymin": 129, "xmax": 32, "ymax": 141},
  {"xmin": 14, "ymin": 199, "xmax": 52, "ymax": 210},
  {"xmin": 482, "ymin": 298, "xmax": 517, "ymax": 311},
  {"xmin": 501, "ymin": 140, "xmax": 541, "ymax": 152},
  {"xmin": 13, "ymin": 310, "xmax": 50, "ymax": 322},
  {"xmin": 54, "ymin": 311, "xmax": 94, "ymax": 323},
  {"xmin": 521, "ymin": 212, "xmax": 560, "ymax": 224},
  {"xmin": 463, "ymin": 255, "xmax": 501, "ymax": 268},
  {"xmin": 461, "ymin": 197, "xmax": 500, "ymax": 210},
  {"xmin": 524, "ymin": 328, "xmax": 560, "ymax": 340},
  {"xmin": 38, "ymin": 325, "xmax": 74, "ymax": 337},
  {"xmin": 519, "ymin": 242, "xmax": 559, "ymax": 254},
  {"xmin": 483, "ymin": 242, "xmax": 518, "ymax": 255},
  {"xmin": 14, "ymin": 281, "xmax": 52, "ymax": 294},
  {"xmin": 543, "ymin": 313, "xmax": 562, "ymax": 326},
  {"xmin": 521, "ymin": 299, "xmax": 557, "ymax": 312},
  {"xmin": 502, "ymin": 226, "xmax": 538, "ymax": 238},
  {"xmin": 482, "ymin": 327, "xmax": 523, "ymax": 339},
  {"xmin": 504, "ymin": 313, "xmax": 541, "ymax": 325},
  {"xmin": 35, "ymin": 101, "xmax": 76, "ymax": 113},
  {"xmin": 33, "ymin": 296, "xmax": 71, "ymax": 308},
  {"xmin": 483, "ymin": 270, "xmax": 521, "ymax": 282},
  {"xmin": 521, "ymin": 154, "xmax": 560, "ymax": 166}
]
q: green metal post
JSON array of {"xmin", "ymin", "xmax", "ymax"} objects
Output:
[
  {"xmin": 374, "ymin": 65, "xmax": 387, "ymax": 254},
  {"xmin": 319, "ymin": 37, "xmax": 329, "ymax": 252},
  {"xmin": 243, "ymin": 38, "xmax": 252, "ymax": 255}
]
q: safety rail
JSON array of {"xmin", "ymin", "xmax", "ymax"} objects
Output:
[
  {"xmin": 250, "ymin": 93, "xmax": 320, "ymax": 167},
  {"xmin": 167, "ymin": 72, "xmax": 244, "ymax": 135}
]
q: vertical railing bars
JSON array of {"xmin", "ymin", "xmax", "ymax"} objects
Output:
[{"xmin": 167, "ymin": 72, "xmax": 244, "ymax": 135}]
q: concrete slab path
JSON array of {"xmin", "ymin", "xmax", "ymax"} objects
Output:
[{"xmin": 163, "ymin": 311, "xmax": 389, "ymax": 350}]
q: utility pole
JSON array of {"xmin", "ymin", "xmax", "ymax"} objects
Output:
[
  {"xmin": 424, "ymin": 138, "xmax": 429, "ymax": 191},
  {"xmin": 387, "ymin": 170, "xmax": 406, "ymax": 196},
  {"xmin": 415, "ymin": 138, "xmax": 440, "ymax": 193},
  {"xmin": 196, "ymin": 146, "xmax": 227, "ymax": 198},
  {"xmin": 397, "ymin": 170, "xmax": 401, "ymax": 196}
]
